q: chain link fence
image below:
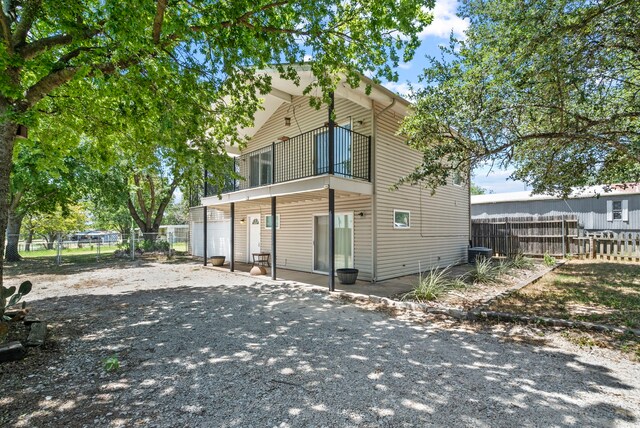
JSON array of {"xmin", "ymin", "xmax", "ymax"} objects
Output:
[{"xmin": 5, "ymin": 230, "xmax": 190, "ymax": 267}]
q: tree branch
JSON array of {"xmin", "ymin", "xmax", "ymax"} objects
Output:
[
  {"xmin": 127, "ymin": 198, "xmax": 146, "ymax": 232},
  {"xmin": 152, "ymin": 0, "xmax": 168, "ymax": 44},
  {"xmin": 18, "ymin": 33, "xmax": 74, "ymax": 60},
  {"xmin": 0, "ymin": 11, "xmax": 12, "ymax": 51},
  {"xmin": 12, "ymin": 0, "xmax": 42, "ymax": 47},
  {"xmin": 22, "ymin": 57, "xmax": 139, "ymax": 110},
  {"xmin": 153, "ymin": 180, "xmax": 179, "ymax": 229}
]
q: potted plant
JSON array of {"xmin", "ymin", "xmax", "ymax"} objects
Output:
[
  {"xmin": 336, "ymin": 268, "xmax": 359, "ymax": 285},
  {"xmin": 210, "ymin": 256, "xmax": 226, "ymax": 266}
]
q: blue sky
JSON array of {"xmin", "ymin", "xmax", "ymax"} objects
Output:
[{"xmin": 382, "ymin": 0, "xmax": 528, "ymax": 194}]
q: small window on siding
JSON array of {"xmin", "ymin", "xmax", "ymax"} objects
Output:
[
  {"xmin": 452, "ymin": 171, "xmax": 463, "ymax": 186},
  {"xmin": 607, "ymin": 200, "xmax": 629, "ymax": 222},
  {"xmin": 394, "ymin": 210, "xmax": 410, "ymax": 229},
  {"xmin": 265, "ymin": 214, "xmax": 280, "ymax": 229}
]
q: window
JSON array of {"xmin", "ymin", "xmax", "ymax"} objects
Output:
[
  {"xmin": 315, "ymin": 122, "xmax": 352, "ymax": 177},
  {"xmin": 613, "ymin": 201, "xmax": 622, "ymax": 220},
  {"xmin": 249, "ymin": 150, "xmax": 272, "ymax": 187},
  {"xmin": 607, "ymin": 200, "xmax": 628, "ymax": 222},
  {"xmin": 265, "ymin": 214, "xmax": 280, "ymax": 229},
  {"xmin": 452, "ymin": 170, "xmax": 463, "ymax": 186},
  {"xmin": 393, "ymin": 210, "xmax": 410, "ymax": 229}
]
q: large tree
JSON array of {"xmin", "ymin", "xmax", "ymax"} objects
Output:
[
  {"xmin": 400, "ymin": 0, "xmax": 639, "ymax": 195},
  {"xmin": 0, "ymin": 0, "xmax": 433, "ymax": 313}
]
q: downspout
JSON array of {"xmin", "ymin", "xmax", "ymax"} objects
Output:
[{"xmin": 371, "ymin": 97, "xmax": 396, "ymax": 282}]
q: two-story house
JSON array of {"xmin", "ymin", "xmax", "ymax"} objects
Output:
[{"xmin": 190, "ymin": 66, "xmax": 470, "ymax": 289}]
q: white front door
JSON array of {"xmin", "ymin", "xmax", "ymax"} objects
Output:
[
  {"xmin": 247, "ymin": 214, "xmax": 261, "ymax": 262},
  {"xmin": 313, "ymin": 213, "xmax": 354, "ymax": 273}
]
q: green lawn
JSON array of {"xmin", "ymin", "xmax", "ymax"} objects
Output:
[
  {"xmin": 21, "ymin": 245, "xmax": 120, "ymax": 258},
  {"xmin": 489, "ymin": 260, "xmax": 640, "ymax": 359}
]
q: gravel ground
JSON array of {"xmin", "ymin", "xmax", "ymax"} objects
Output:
[{"xmin": 1, "ymin": 260, "xmax": 639, "ymax": 427}]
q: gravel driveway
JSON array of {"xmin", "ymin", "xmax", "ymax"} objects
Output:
[{"xmin": 1, "ymin": 260, "xmax": 639, "ymax": 427}]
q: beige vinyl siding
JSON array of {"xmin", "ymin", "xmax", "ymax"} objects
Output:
[
  {"xmin": 373, "ymin": 104, "xmax": 469, "ymax": 280},
  {"xmin": 231, "ymin": 194, "xmax": 373, "ymax": 280},
  {"xmin": 247, "ymin": 96, "xmax": 371, "ymax": 150}
]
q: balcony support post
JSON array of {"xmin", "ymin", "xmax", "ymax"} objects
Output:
[
  {"xmin": 328, "ymin": 92, "xmax": 335, "ymax": 175},
  {"xmin": 271, "ymin": 196, "xmax": 277, "ymax": 280},
  {"xmin": 204, "ymin": 169, "xmax": 208, "ymax": 197},
  {"xmin": 203, "ymin": 205, "xmax": 208, "ymax": 266},
  {"xmin": 230, "ymin": 202, "xmax": 235, "ymax": 272},
  {"xmin": 328, "ymin": 188, "xmax": 335, "ymax": 291}
]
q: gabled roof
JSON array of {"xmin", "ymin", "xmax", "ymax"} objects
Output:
[
  {"xmin": 471, "ymin": 183, "xmax": 640, "ymax": 204},
  {"xmin": 240, "ymin": 65, "xmax": 410, "ymax": 140}
]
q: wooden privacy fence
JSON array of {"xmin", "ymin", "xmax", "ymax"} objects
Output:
[
  {"xmin": 472, "ymin": 215, "xmax": 579, "ymax": 257},
  {"xmin": 472, "ymin": 215, "xmax": 640, "ymax": 261}
]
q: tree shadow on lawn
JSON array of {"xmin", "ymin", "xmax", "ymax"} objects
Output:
[
  {"xmin": 490, "ymin": 261, "xmax": 640, "ymax": 329},
  {"xmin": 4, "ymin": 255, "xmax": 198, "ymax": 278},
  {"xmin": 1, "ymin": 284, "xmax": 638, "ymax": 427}
]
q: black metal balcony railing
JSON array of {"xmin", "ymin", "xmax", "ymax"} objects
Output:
[{"xmin": 208, "ymin": 125, "xmax": 371, "ymax": 195}]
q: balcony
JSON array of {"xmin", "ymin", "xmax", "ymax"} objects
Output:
[{"xmin": 211, "ymin": 125, "xmax": 371, "ymax": 195}]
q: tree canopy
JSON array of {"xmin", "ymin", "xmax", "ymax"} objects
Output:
[
  {"xmin": 400, "ymin": 0, "xmax": 640, "ymax": 196},
  {"xmin": 0, "ymin": 0, "xmax": 435, "ymax": 313}
]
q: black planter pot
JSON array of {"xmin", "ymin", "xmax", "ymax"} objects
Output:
[{"xmin": 336, "ymin": 268, "xmax": 359, "ymax": 285}]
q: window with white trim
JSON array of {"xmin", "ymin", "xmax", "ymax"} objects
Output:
[
  {"xmin": 393, "ymin": 210, "xmax": 410, "ymax": 229},
  {"xmin": 607, "ymin": 200, "xmax": 628, "ymax": 222},
  {"xmin": 265, "ymin": 214, "xmax": 280, "ymax": 229}
]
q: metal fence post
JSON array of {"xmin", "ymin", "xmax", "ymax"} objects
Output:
[
  {"xmin": 130, "ymin": 233, "xmax": 135, "ymax": 260},
  {"xmin": 56, "ymin": 234, "xmax": 62, "ymax": 266},
  {"xmin": 97, "ymin": 239, "xmax": 101, "ymax": 262}
]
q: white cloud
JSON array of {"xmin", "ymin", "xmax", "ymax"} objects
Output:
[
  {"xmin": 419, "ymin": 0, "xmax": 469, "ymax": 39},
  {"xmin": 381, "ymin": 81, "xmax": 423, "ymax": 99},
  {"xmin": 473, "ymin": 165, "xmax": 530, "ymax": 193},
  {"xmin": 398, "ymin": 62, "xmax": 412, "ymax": 70}
]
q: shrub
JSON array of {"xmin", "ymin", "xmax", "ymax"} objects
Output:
[
  {"xmin": 510, "ymin": 253, "xmax": 534, "ymax": 270},
  {"xmin": 469, "ymin": 257, "xmax": 500, "ymax": 284},
  {"xmin": 496, "ymin": 258, "xmax": 513, "ymax": 275},
  {"xmin": 402, "ymin": 266, "xmax": 453, "ymax": 302},
  {"xmin": 543, "ymin": 253, "xmax": 557, "ymax": 267}
]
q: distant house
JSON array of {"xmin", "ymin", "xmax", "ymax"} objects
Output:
[
  {"xmin": 189, "ymin": 66, "xmax": 470, "ymax": 284},
  {"xmin": 472, "ymin": 184, "xmax": 640, "ymax": 233}
]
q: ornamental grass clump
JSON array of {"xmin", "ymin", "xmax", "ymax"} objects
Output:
[
  {"xmin": 469, "ymin": 257, "xmax": 500, "ymax": 284},
  {"xmin": 402, "ymin": 266, "xmax": 453, "ymax": 302},
  {"xmin": 510, "ymin": 253, "xmax": 534, "ymax": 270}
]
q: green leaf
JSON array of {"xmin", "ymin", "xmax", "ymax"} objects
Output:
[
  {"xmin": 3, "ymin": 286, "xmax": 16, "ymax": 299},
  {"xmin": 8, "ymin": 293, "xmax": 22, "ymax": 307},
  {"xmin": 18, "ymin": 281, "xmax": 32, "ymax": 296}
]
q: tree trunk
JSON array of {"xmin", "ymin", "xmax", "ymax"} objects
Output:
[
  {"xmin": 4, "ymin": 211, "xmax": 24, "ymax": 262},
  {"xmin": 0, "ymin": 114, "xmax": 19, "ymax": 312}
]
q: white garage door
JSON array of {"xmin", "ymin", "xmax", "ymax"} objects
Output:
[{"xmin": 190, "ymin": 220, "xmax": 231, "ymax": 259}]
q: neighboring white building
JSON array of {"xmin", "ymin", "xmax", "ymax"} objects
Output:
[{"xmin": 472, "ymin": 184, "xmax": 640, "ymax": 232}]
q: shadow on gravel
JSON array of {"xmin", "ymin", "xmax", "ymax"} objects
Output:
[
  {"xmin": 4, "ymin": 256, "xmax": 197, "ymax": 278},
  {"xmin": 1, "ymin": 284, "xmax": 637, "ymax": 427}
]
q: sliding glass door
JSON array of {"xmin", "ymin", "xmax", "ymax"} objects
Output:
[{"xmin": 313, "ymin": 213, "xmax": 353, "ymax": 273}]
